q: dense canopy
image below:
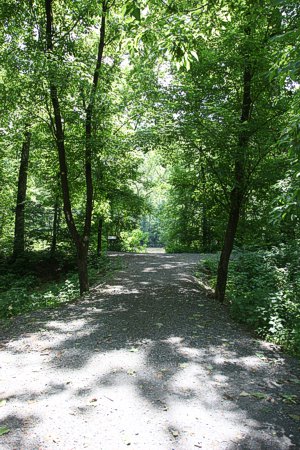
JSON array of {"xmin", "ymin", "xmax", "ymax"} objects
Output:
[{"xmin": 0, "ymin": 0, "xmax": 299, "ymax": 352}]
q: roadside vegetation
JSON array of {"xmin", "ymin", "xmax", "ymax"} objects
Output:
[
  {"xmin": 1, "ymin": 1, "xmax": 299, "ymax": 352},
  {"xmin": 0, "ymin": 253, "xmax": 115, "ymax": 320},
  {"xmin": 197, "ymin": 244, "xmax": 300, "ymax": 356}
]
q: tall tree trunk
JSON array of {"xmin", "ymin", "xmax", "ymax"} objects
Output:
[
  {"xmin": 45, "ymin": 0, "xmax": 107, "ymax": 294},
  {"xmin": 202, "ymin": 204, "xmax": 210, "ymax": 252},
  {"xmin": 97, "ymin": 217, "xmax": 103, "ymax": 256},
  {"xmin": 215, "ymin": 61, "xmax": 252, "ymax": 302},
  {"xmin": 77, "ymin": 240, "xmax": 89, "ymax": 294},
  {"xmin": 201, "ymin": 166, "xmax": 211, "ymax": 252},
  {"xmin": 12, "ymin": 127, "xmax": 31, "ymax": 260},
  {"xmin": 50, "ymin": 197, "xmax": 60, "ymax": 258}
]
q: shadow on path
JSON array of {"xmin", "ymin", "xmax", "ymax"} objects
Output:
[{"xmin": 1, "ymin": 252, "xmax": 300, "ymax": 449}]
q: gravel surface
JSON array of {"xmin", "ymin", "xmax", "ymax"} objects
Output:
[{"xmin": 1, "ymin": 252, "xmax": 300, "ymax": 450}]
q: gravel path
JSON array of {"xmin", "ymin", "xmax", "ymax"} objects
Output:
[{"xmin": 1, "ymin": 252, "xmax": 300, "ymax": 450}]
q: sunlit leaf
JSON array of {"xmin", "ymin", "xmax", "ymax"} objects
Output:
[
  {"xmin": 0, "ymin": 426, "xmax": 10, "ymax": 436},
  {"xmin": 129, "ymin": 347, "xmax": 138, "ymax": 352}
]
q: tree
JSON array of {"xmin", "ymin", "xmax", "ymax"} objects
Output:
[
  {"xmin": 12, "ymin": 126, "xmax": 32, "ymax": 260},
  {"xmin": 44, "ymin": 0, "xmax": 107, "ymax": 293},
  {"xmin": 215, "ymin": 25, "xmax": 252, "ymax": 301}
]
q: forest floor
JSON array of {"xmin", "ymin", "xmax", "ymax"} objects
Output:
[{"xmin": 1, "ymin": 252, "xmax": 300, "ymax": 450}]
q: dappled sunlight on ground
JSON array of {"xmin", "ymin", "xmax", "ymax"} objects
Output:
[
  {"xmin": 1, "ymin": 252, "xmax": 300, "ymax": 449},
  {"xmin": 145, "ymin": 248, "xmax": 166, "ymax": 254}
]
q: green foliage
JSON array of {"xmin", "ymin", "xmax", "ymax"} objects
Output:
[
  {"xmin": 0, "ymin": 273, "xmax": 79, "ymax": 319},
  {"xmin": 0, "ymin": 0, "xmax": 300, "ymax": 347},
  {"xmin": 120, "ymin": 228, "xmax": 148, "ymax": 253},
  {"xmin": 197, "ymin": 244, "xmax": 300, "ymax": 355},
  {"xmin": 197, "ymin": 257, "xmax": 218, "ymax": 288},
  {"xmin": 228, "ymin": 245, "xmax": 300, "ymax": 354},
  {"xmin": 0, "ymin": 255, "xmax": 111, "ymax": 319}
]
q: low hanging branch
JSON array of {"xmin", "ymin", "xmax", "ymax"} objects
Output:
[{"xmin": 45, "ymin": 0, "xmax": 107, "ymax": 294}]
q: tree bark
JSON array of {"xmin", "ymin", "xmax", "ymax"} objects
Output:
[
  {"xmin": 201, "ymin": 165, "xmax": 211, "ymax": 252},
  {"xmin": 202, "ymin": 204, "xmax": 210, "ymax": 252},
  {"xmin": 45, "ymin": 0, "xmax": 107, "ymax": 294},
  {"xmin": 12, "ymin": 127, "xmax": 31, "ymax": 260},
  {"xmin": 215, "ymin": 61, "xmax": 252, "ymax": 302},
  {"xmin": 97, "ymin": 217, "xmax": 103, "ymax": 256},
  {"xmin": 77, "ymin": 241, "xmax": 89, "ymax": 294},
  {"xmin": 50, "ymin": 197, "xmax": 60, "ymax": 258}
]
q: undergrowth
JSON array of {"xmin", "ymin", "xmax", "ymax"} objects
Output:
[
  {"xmin": 0, "ymin": 254, "xmax": 114, "ymax": 320},
  {"xmin": 197, "ymin": 243, "xmax": 300, "ymax": 356}
]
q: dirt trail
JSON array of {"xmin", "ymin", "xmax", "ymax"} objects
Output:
[{"xmin": 1, "ymin": 252, "xmax": 300, "ymax": 449}]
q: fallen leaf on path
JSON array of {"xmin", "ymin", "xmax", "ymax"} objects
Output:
[
  {"xmin": 155, "ymin": 372, "xmax": 164, "ymax": 379},
  {"xmin": 251, "ymin": 392, "xmax": 269, "ymax": 400},
  {"xmin": 239, "ymin": 391, "xmax": 251, "ymax": 397},
  {"xmin": 0, "ymin": 426, "xmax": 10, "ymax": 436},
  {"xmin": 171, "ymin": 430, "xmax": 179, "ymax": 438},
  {"xmin": 0, "ymin": 399, "xmax": 7, "ymax": 407},
  {"xmin": 255, "ymin": 353, "xmax": 268, "ymax": 361},
  {"xmin": 122, "ymin": 434, "xmax": 131, "ymax": 445},
  {"xmin": 179, "ymin": 363, "xmax": 188, "ymax": 368},
  {"xmin": 281, "ymin": 394, "xmax": 298, "ymax": 404},
  {"xmin": 288, "ymin": 414, "xmax": 300, "ymax": 421},
  {"xmin": 290, "ymin": 378, "xmax": 300, "ymax": 384}
]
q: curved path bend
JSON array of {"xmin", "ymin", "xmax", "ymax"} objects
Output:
[{"xmin": 1, "ymin": 252, "xmax": 300, "ymax": 449}]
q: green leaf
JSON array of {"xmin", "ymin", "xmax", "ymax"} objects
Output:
[
  {"xmin": 281, "ymin": 394, "xmax": 298, "ymax": 404},
  {"xmin": 251, "ymin": 392, "xmax": 268, "ymax": 400},
  {"xmin": 124, "ymin": 2, "xmax": 141, "ymax": 21},
  {"xmin": 190, "ymin": 50, "xmax": 199, "ymax": 61},
  {"xmin": 239, "ymin": 391, "xmax": 251, "ymax": 397},
  {"xmin": 270, "ymin": 29, "xmax": 297, "ymax": 42},
  {"xmin": 132, "ymin": 7, "xmax": 141, "ymax": 21},
  {"xmin": 288, "ymin": 414, "xmax": 300, "ymax": 421},
  {"xmin": 0, "ymin": 399, "xmax": 7, "ymax": 407},
  {"xmin": 0, "ymin": 426, "xmax": 10, "ymax": 436}
]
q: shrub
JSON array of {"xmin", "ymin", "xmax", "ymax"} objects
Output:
[
  {"xmin": 120, "ymin": 229, "xmax": 149, "ymax": 253},
  {"xmin": 196, "ymin": 243, "xmax": 300, "ymax": 355},
  {"xmin": 0, "ymin": 273, "xmax": 79, "ymax": 319},
  {"xmin": 0, "ymin": 255, "xmax": 112, "ymax": 319},
  {"xmin": 227, "ymin": 243, "xmax": 300, "ymax": 355}
]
